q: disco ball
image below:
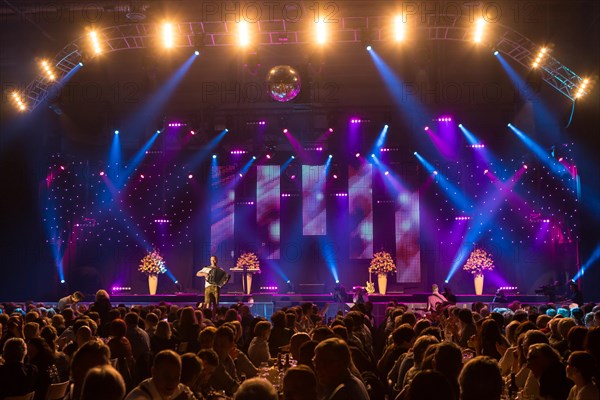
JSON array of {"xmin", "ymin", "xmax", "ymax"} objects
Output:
[{"xmin": 266, "ymin": 65, "xmax": 301, "ymax": 102}]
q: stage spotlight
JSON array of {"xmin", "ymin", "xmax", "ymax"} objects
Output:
[
  {"xmin": 40, "ymin": 60, "xmax": 56, "ymax": 81},
  {"xmin": 212, "ymin": 154, "xmax": 217, "ymax": 159},
  {"xmin": 574, "ymin": 78, "xmax": 591, "ymax": 99},
  {"xmin": 494, "ymin": 50, "xmax": 499, "ymax": 56},
  {"xmin": 394, "ymin": 15, "xmax": 406, "ymax": 41},
  {"xmin": 114, "ymin": 130, "xmax": 119, "ymax": 135},
  {"xmin": 266, "ymin": 154, "xmax": 272, "ymax": 159},
  {"xmin": 11, "ymin": 91, "xmax": 27, "ymax": 111},
  {"xmin": 532, "ymin": 47, "xmax": 549, "ymax": 68},
  {"xmin": 238, "ymin": 21, "xmax": 250, "ymax": 47},
  {"xmin": 333, "ymin": 174, "xmax": 338, "ymax": 179},
  {"xmin": 89, "ymin": 30, "xmax": 102, "ymax": 54},
  {"xmin": 370, "ymin": 154, "xmax": 375, "ymax": 158},
  {"xmin": 473, "ymin": 18, "xmax": 485, "ymax": 43},
  {"xmin": 366, "ymin": 45, "xmax": 372, "ymax": 51},
  {"xmin": 355, "ymin": 153, "xmax": 360, "ymax": 158},
  {"xmin": 507, "ymin": 123, "xmax": 512, "ymax": 127},
  {"xmin": 188, "ymin": 174, "xmax": 193, "ymax": 179},
  {"xmin": 523, "ymin": 164, "xmax": 528, "ymax": 169},
  {"xmin": 384, "ymin": 171, "xmax": 389, "ymax": 175},
  {"xmin": 444, "ymin": 279, "xmax": 449, "ymax": 284},
  {"xmin": 328, "ymin": 154, "xmax": 333, "ymax": 159},
  {"xmin": 328, "ymin": 127, "xmax": 334, "ymax": 133},
  {"xmin": 283, "ymin": 128, "xmax": 288, "ymax": 133},
  {"xmin": 79, "ymin": 62, "xmax": 84, "ymax": 67},
  {"xmin": 190, "ymin": 130, "xmax": 196, "ymax": 135},
  {"xmin": 413, "ymin": 151, "xmax": 418, "ymax": 156},
  {"xmin": 252, "ymin": 156, "xmax": 257, "ymax": 160},
  {"xmin": 194, "ymin": 50, "xmax": 200, "ymax": 56},
  {"xmin": 60, "ymin": 279, "xmax": 66, "ymax": 284},
  {"xmin": 458, "ymin": 124, "xmax": 463, "ymax": 128},
  {"xmin": 433, "ymin": 170, "xmax": 438, "ymax": 175},
  {"xmin": 291, "ymin": 155, "xmax": 295, "ymax": 159},
  {"xmin": 162, "ymin": 22, "xmax": 174, "ymax": 48},
  {"xmin": 99, "ymin": 171, "xmax": 105, "ymax": 176},
  {"xmin": 60, "ymin": 166, "xmax": 65, "ymax": 170},
  {"xmin": 424, "ymin": 126, "xmax": 429, "ymax": 131},
  {"xmin": 140, "ymin": 174, "xmax": 145, "ymax": 179},
  {"xmin": 316, "ymin": 20, "xmax": 327, "ymax": 44}
]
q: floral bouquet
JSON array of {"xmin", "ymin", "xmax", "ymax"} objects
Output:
[
  {"xmin": 463, "ymin": 248, "xmax": 495, "ymax": 276},
  {"xmin": 236, "ymin": 252, "xmax": 260, "ymax": 272},
  {"xmin": 139, "ymin": 250, "xmax": 167, "ymax": 276},
  {"xmin": 369, "ymin": 251, "xmax": 396, "ymax": 275}
]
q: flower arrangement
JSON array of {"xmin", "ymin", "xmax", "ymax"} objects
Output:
[
  {"xmin": 236, "ymin": 252, "xmax": 260, "ymax": 272},
  {"xmin": 369, "ymin": 251, "xmax": 396, "ymax": 275},
  {"xmin": 139, "ymin": 250, "xmax": 167, "ymax": 276},
  {"xmin": 463, "ymin": 248, "xmax": 495, "ymax": 276}
]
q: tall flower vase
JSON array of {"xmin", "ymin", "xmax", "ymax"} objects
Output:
[
  {"xmin": 377, "ymin": 274, "xmax": 388, "ymax": 295},
  {"xmin": 148, "ymin": 275, "xmax": 158, "ymax": 295},
  {"xmin": 474, "ymin": 274, "xmax": 484, "ymax": 295}
]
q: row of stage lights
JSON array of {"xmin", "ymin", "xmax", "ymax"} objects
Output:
[{"xmin": 9, "ymin": 15, "xmax": 594, "ymax": 112}]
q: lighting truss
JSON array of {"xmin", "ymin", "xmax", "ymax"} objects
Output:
[{"xmin": 21, "ymin": 15, "xmax": 589, "ymax": 110}]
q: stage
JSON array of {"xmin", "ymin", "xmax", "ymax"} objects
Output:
[{"xmin": 105, "ymin": 291, "xmax": 550, "ymax": 323}]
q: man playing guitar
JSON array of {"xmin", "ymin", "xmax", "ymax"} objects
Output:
[{"xmin": 197, "ymin": 255, "xmax": 230, "ymax": 312}]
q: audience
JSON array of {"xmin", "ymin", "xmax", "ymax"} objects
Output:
[{"xmin": 2, "ymin": 292, "xmax": 600, "ymax": 400}]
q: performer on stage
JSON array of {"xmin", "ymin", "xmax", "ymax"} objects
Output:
[
  {"xmin": 196, "ymin": 256, "xmax": 229, "ymax": 312},
  {"xmin": 427, "ymin": 284, "xmax": 448, "ymax": 312}
]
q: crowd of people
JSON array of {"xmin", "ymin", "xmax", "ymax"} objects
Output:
[{"xmin": 1, "ymin": 287, "xmax": 599, "ymax": 400}]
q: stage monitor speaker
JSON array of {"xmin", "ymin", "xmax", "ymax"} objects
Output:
[{"xmin": 298, "ymin": 283, "xmax": 325, "ymax": 294}]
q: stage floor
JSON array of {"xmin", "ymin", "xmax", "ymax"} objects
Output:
[
  {"xmin": 104, "ymin": 292, "xmax": 548, "ymax": 323},
  {"xmin": 108, "ymin": 291, "xmax": 548, "ymax": 305}
]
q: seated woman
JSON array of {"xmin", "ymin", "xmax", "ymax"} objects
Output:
[{"xmin": 248, "ymin": 321, "xmax": 272, "ymax": 367}]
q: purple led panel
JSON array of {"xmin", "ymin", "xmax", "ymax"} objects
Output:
[
  {"xmin": 210, "ymin": 166, "xmax": 236, "ymax": 259},
  {"xmin": 395, "ymin": 191, "xmax": 421, "ymax": 283},
  {"xmin": 257, "ymin": 166, "xmax": 280, "ymax": 259},
  {"xmin": 302, "ymin": 165, "xmax": 326, "ymax": 235},
  {"xmin": 349, "ymin": 164, "xmax": 373, "ymax": 258}
]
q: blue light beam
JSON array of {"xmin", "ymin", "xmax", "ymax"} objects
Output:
[{"xmin": 572, "ymin": 243, "xmax": 600, "ymax": 281}]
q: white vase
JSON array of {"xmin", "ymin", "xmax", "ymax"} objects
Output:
[
  {"xmin": 244, "ymin": 273, "xmax": 253, "ymax": 295},
  {"xmin": 148, "ymin": 275, "xmax": 158, "ymax": 295},
  {"xmin": 377, "ymin": 274, "xmax": 388, "ymax": 295},
  {"xmin": 474, "ymin": 274, "xmax": 484, "ymax": 295}
]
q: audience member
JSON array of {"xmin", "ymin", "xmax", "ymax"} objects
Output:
[
  {"xmin": 233, "ymin": 377, "xmax": 278, "ymax": 400},
  {"xmin": 0, "ymin": 337, "xmax": 39, "ymax": 398},
  {"xmin": 80, "ymin": 365, "xmax": 126, "ymax": 400},
  {"xmin": 566, "ymin": 351, "xmax": 599, "ymax": 400},
  {"xmin": 283, "ymin": 364, "xmax": 318, "ymax": 400},
  {"xmin": 459, "ymin": 356, "xmax": 503, "ymax": 400},
  {"xmin": 124, "ymin": 349, "xmax": 195, "ymax": 400},
  {"xmin": 313, "ymin": 337, "xmax": 369, "ymax": 400},
  {"xmin": 247, "ymin": 320, "xmax": 272, "ymax": 366}
]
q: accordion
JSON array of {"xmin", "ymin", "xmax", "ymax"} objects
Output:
[{"xmin": 208, "ymin": 267, "xmax": 231, "ymax": 288}]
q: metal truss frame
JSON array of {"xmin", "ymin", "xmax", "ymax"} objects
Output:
[{"xmin": 21, "ymin": 15, "xmax": 590, "ymax": 111}]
